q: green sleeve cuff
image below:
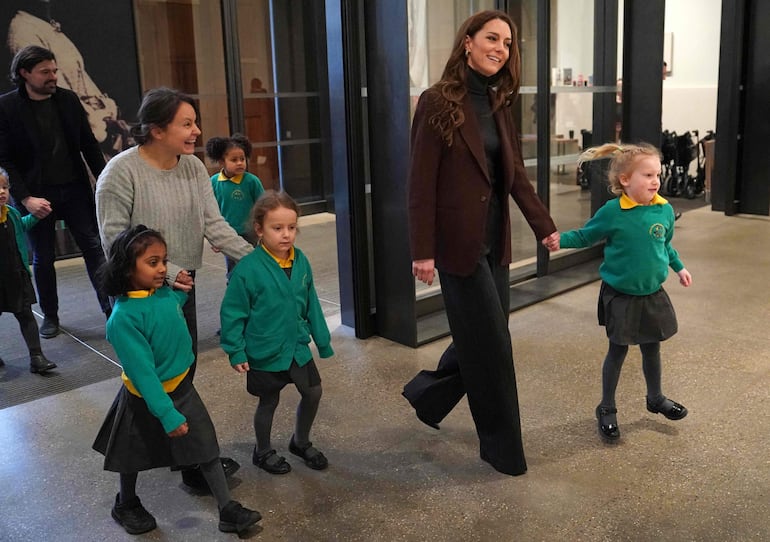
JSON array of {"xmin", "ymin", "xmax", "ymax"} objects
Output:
[
  {"xmin": 229, "ymin": 351, "xmax": 248, "ymax": 366},
  {"xmin": 317, "ymin": 344, "xmax": 334, "ymax": 359},
  {"xmin": 159, "ymin": 409, "xmax": 187, "ymax": 434}
]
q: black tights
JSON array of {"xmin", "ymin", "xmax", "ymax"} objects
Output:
[
  {"xmin": 13, "ymin": 306, "xmax": 42, "ymax": 355},
  {"xmin": 254, "ymin": 382, "xmax": 322, "ymax": 455},
  {"xmin": 119, "ymin": 456, "xmax": 231, "ymax": 510},
  {"xmin": 601, "ymin": 341, "xmax": 664, "ymax": 407}
]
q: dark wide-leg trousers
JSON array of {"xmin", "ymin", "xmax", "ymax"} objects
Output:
[{"xmin": 403, "ymin": 252, "xmax": 527, "ymax": 475}]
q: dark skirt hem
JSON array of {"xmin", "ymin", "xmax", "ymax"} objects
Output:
[
  {"xmin": 92, "ymin": 373, "xmax": 219, "ymax": 473},
  {"xmin": 598, "ymin": 281, "xmax": 678, "ymax": 345}
]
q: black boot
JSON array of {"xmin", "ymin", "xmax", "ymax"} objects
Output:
[
  {"xmin": 111, "ymin": 493, "xmax": 157, "ymax": 535},
  {"xmin": 39, "ymin": 316, "xmax": 60, "ymax": 339},
  {"xmin": 219, "ymin": 500, "xmax": 262, "ymax": 534},
  {"xmin": 30, "ymin": 353, "xmax": 57, "ymax": 374}
]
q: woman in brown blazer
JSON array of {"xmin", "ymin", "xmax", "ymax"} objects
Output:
[{"xmin": 403, "ymin": 10, "xmax": 560, "ymax": 476}]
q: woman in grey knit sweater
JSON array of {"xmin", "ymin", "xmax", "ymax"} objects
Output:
[
  {"xmin": 96, "ymin": 87, "xmax": 253, "ymax": 357},
  {"xmin": 95, "ymin": 87, "xmax": 251, "ymax": 490}
]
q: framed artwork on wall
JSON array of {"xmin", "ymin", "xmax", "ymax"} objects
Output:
[
  {"xmin": 663, "ymin": 32, "xmax": 673, "ymax": 77},
  {"xmin": 0, "ymin": 1, "xmax": 142, "ymax": 159}
]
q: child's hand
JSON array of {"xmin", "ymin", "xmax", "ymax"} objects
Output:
[
  {"xmin": 22, "ymin": 196, "xmax": 52, "ymax": 218},
  {"xmin": 168, "ymin": 422, "xmax": 189, "ymax": 438},
  {"xmin": 172, "ymin": 270, "xmax": 194, "ymax": 292},
  {"xmin": 232, "ymin": 362, "xmax": 250, "ymax": 373},
  {"xmin": 541, "ymin": 231, "xmax": 560, "ymax": 252},
  {"xmin": 677, "ymin": 268, "xmax": 692, "ymax": 287}
]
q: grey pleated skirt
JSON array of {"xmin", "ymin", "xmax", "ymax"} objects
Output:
[
  {"xmin": 598, "ymin": 281, "xmax": 678, "ymax": 345},
  {"xmin": 92, "ymin": 372, "xmax": 219, "ymax": 473}
]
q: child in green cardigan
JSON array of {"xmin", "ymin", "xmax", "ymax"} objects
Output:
[
  {"xmin": 92, "ymin": 225, "xmax": 262, "ymax": 536},
  {"xmin": 220, "ymin": 190, "xmax": 333, "ymax": 475},
  {"xmin": 553, "ymin": 142, "xmax": 692, "ymax": 441},
  {"xmin": 0, "ymin": 168, "xmax": 56, "ymax": 373}
]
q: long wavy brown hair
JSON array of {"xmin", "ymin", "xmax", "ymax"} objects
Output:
[{"xmin": 428, "ymin": 10, "xmax": 521, "ymax": 146}]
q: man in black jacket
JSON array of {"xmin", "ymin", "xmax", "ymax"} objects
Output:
[{"xmin": 0, "ymin": 45, "xmax": 110, "ymax": 337}]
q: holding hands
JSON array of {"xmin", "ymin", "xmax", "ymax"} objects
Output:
[
  {"xmin": 172, "ymin": 269, "xmax": 194, "ymax": 292},
  {"xmin": 22, "ymin": 196, "xmax": 52, "ymax": 219},
  {"xmin": 541, "ymin": 231, "xmax": 560, "ymax": 252}
]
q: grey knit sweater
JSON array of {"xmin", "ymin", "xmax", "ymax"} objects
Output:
[{"xmin": 95, "ymin": 146, "xmax": 253, "ymax": 282}]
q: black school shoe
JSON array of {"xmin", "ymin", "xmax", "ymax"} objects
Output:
[
  {"xmin": 219, "ymin": 500, "xmax": 262, "ymax": 534},
  {"xmin": 289, "ymin": 435, "xmax": 329, "ymax": 470},
  {"xmin": 181, "ymin": 457, "xmax": 241, "ymax": 492},
  {"xmin": 595, "ymin": 405, "xmax": 621, "ymax": 440},
  {"xmin": 646, "ymin": 397, "xmax": 688, "ymax": 420},
  {"xmin": 252, "ymin": 448, "xmax": 292, "ymax": 475},
  {"xmin": 111, "ymin": 493, "xmax": 157, "ymax": 535}
]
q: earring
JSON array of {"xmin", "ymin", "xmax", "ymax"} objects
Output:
[{"xmin": 465, "ymin": 49, "xmax": 470, "ymax": 57}]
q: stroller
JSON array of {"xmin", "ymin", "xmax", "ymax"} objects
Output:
[
  {"xmin": 662, "ymin": 129, "xmax": 707, "ymax": 199},
  {"xmin": 660, "ymin": 130, "xmax": 678, "ymax": 195}
]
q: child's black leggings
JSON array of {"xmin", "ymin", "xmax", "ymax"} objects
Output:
[
  {"xmin": 254, "ymin": 381, "xmax": 322, "ymax": 455},
  {"xmin": 601, "ymin": 341, "xmax": 664, "ymax": 407},
  {"xmin": 13, "ymin": 306, "xmax": 42, "ymax": 355},
  {"xmin": 120, "ymin": 456, "xmax": 231, "ymax": 509}
]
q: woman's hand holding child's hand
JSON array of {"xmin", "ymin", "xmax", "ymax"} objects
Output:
[
  {"xmin": 22, "ymin": 196, "xmax": 52, "ymax": 219},
  {"xmin": 677, "ymin": 268, "xmax": 692, "ymax": 287},
  {"xmin": 168, "ymin": 422, "xmax": 189, "ymax": 438},
  {"xmin": 172, "ymin": 270, "xmax": 194, "ymax": 292},
  {"xmin": 541, "ymin": 231, "xmax": 560, "ymax": 252}
]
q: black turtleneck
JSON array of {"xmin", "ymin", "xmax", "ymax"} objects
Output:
[{"xmin": 466, "ymin": 66, "xmax": 503, "ymax": 257}]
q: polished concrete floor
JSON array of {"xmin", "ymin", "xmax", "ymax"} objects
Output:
[{"xmin": 1, "ymin": 206, "xmax": 768, "ymax": 541}]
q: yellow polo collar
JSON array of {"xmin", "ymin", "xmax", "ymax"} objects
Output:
[
  {"xmin": 261, "ymin": 244, "xmax": 295, "ymax": 269},
  {"xmin": 217, "ymin": 171, "xmax": 243, "ymax": 184},
  {"xmin": 126, "ymin": 288, "xmax": 156, "ymax": 298},
  {"xmin": 620, "ymin": 192, "xmax": 668, "ymax": 209}
]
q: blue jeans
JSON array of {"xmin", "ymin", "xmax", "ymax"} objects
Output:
[{"xmin": 22, "ymin": 182, "xmax": 110, "ymax": 318}]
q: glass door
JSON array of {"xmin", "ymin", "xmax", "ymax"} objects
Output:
[
  {"xmin": 133, "ymin": 0, "xmax": 230, "ymax": 161},
  {"xmin": 133, "ymin": 0, "xmax": 330, "ymax": 209}
]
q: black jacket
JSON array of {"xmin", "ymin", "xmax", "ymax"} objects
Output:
[{"xmin": 0, "ymin": 84, "xmax": 105, "ymax": 205}]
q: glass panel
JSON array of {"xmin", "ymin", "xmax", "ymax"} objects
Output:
[
  {"xmin": 237, "ymin": 0, "xmax": 279, "ymax": 188},
  {"xmin": 237, "ymin": 0, "xmax": 325, "ymax": 200},
  {"xmin": 512, "ymin": 0, "xmax": 539, "ymax": 266},
  {"xmin": 547, "ymin": 0, "xmax": 595, "ymax": 235},
  {"xmin": 133, "ymin": 0, "xmax": 228, "ymax": 155},
  {"xmin": 279, "ymin": 143, "xmax": 323, "ymax": 204}
]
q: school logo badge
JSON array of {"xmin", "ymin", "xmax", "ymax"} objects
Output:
[
  {"xmin": 649, "ymin": 223, "xmax": 666, "ymax": 240},
  {"xmin": 231, "ymin": 189, "xmax": 244, "ymax": 201}
]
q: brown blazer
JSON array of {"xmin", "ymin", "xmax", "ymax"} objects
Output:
[{"xmin": 408, "ymin": 88, "xmax": 557, "ymax": 277}]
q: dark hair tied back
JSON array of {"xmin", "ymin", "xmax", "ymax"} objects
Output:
[{"xmin": 99, "ymin": 225, "xmax": 166, "ymax": 297}]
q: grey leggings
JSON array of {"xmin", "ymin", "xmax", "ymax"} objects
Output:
[{"xmin": 601, "ymin": 341, "xmax": 663, "ymax": 407}]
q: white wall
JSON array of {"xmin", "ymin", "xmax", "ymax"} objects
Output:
[
  {"xmin": 661, "ymin": 0, "xmax": 722, "ymax": 139},
  {"xmin": 552, "ymin": 0, "xmax": 596, "ymax": 139}
]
